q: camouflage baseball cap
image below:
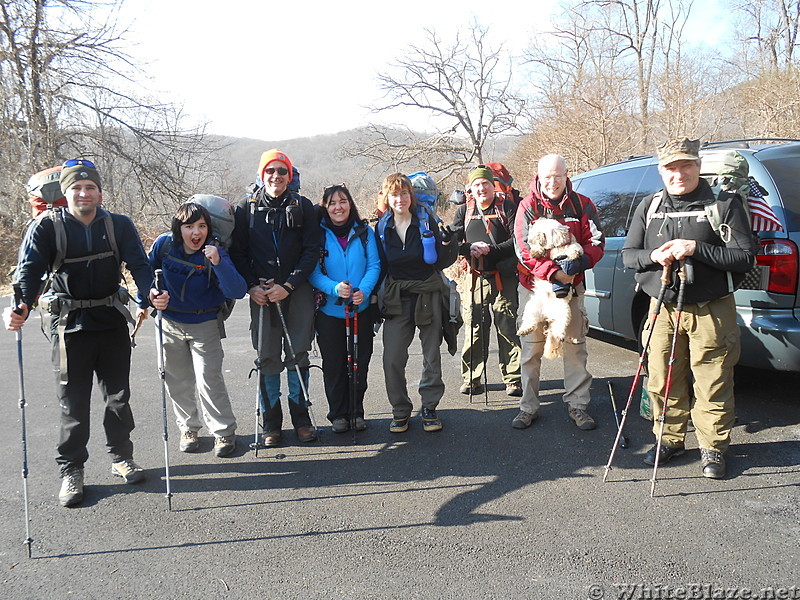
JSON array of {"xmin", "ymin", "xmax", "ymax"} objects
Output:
[{"xmin": 656, "ymin": 137, "xmax": 700, "ymax": 166}]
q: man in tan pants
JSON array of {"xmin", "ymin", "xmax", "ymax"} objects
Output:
[{"xmin": 621, "ymin": 138, "xmax": 758, "ymax": 479}]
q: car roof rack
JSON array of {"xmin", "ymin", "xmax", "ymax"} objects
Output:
[{"xmin": 702, "ymin": 138, "xmax": 800, "ymax": 149}]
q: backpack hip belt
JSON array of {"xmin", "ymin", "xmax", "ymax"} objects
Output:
[
  {"xmin": 43, "ymin": 288, "xmax": 135, "ymax": 386},
  {"xmin": 470, "ymin": 266, "xmax": 504, "ymax": 292}
]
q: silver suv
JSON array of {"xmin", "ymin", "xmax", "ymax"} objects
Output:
[{"xmin": 571, "ymin": 140, "xmax": 800, "ymax": 371}]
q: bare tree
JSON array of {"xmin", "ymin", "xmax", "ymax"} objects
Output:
[
  {"xmin": 730, "ymin": 0, "xmax": 800, "ymax": 71},
  {"xmin": 350, "ymin": 23, "xmax": 524, "ymax": 183},
  {"xmin": 522, "ymin": 5, "xmax": 639, "ymax": 172},
  {"xmin": 573, "ymin": 0, "xmax": 668, "ymax": 152},
  {"xmin": 0, "ymin": 0, "xmax": 219, "ymax": 231}
]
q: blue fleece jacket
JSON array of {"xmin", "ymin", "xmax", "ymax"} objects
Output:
[
  {"xmin": 149, "ymin": 233, "xmax": 247, "ymax": 324},
  {"xmin": 309, "ymin": 221, "xmax": 381, "ymax": 318}
]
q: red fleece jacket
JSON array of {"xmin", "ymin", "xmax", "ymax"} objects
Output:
[{"xmin": 513, "ymin": 175, "xmax": 605, "ymax": 291}]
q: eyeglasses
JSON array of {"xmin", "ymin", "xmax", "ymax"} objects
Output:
[
  {"xmin": 470, "ymin": 164, "xmax": 489, "ymax": 171},
  {"xmin": 324, "ymin": 183, "xmax": 348, "ymax": 191},
  {"xmin": 63, "ymin": 159, "xmax": 96, "ymax": 169},
  {"xmin": 264, "ymin": 167, "xmax": 288, "ymax": 176}
]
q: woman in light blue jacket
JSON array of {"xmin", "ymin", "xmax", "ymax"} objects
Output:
[{"xmin": 309, "ymin": 184, "xmax": 382, "ymax": 433}]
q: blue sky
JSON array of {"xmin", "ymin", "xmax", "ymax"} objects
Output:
[{"xmin": 123, "ymin": 0, "xmax": 730, "ymax": 141}]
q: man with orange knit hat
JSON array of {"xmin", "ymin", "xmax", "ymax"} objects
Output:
[{"xmin": 230, "ymin": 149, "xmax": 321, "ymax": 446}]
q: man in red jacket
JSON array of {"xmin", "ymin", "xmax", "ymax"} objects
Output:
[{"xmin": 512, "ymin": 154, "xmax": 605, "ymax": 430}]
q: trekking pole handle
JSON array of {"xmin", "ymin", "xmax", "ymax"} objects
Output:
[
  {"xmin": 336, "ymin": 280, "xmax": 351, "ymax": 305},
  {"xmin": 660, "ymin": 264, "xmax": 671, "ymax": 287},
  {"xmin": 682, "ymin": 257, "xmax": 694, "ymax": 285},
  {"xmin": 154, "ymin": 269, "xmax": 164, "ymax": 294},
  {"xmin": 12, "ymin": 284, "xmax": 24, "ymax": 315},
  {"xmin": 348, "ymin": 287, "xmax": 360, "ymax": 308}
]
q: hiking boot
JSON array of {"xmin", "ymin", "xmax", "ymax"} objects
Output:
[
  {"xmin": 506, "ymin": 383, "xmax": 523, "ymax": 397},
  {"xmin": 389, "ymin": 416, "xmax": 410, "ymax": 433},
  {"xmin": 568, "ymin": 407, "xmax": 596, "ymax": 430},
  {"xmin": 263, "ymin": 431, "xmax": 282, "ymax": 447},
  {"xmin": 297, "ymin": 425, "xmax": 318, "ymax": 443},
  {"xmin": 354, "ymin": 417, "xmax": 367, "ymax": 431},
  {"xmin": 459, "ymin": 381, "xmax": 484, "ymax": 395},
  {"xmin": 111, "ymin": 459, "xmax": 145, "ymax": 484},
  {"xmin": 643, "ymin": 443, "xmax": 685, "ymax": 466},
  {"xmin": 700, "ymin": 448, "xmax": 726, "ymax": 479},
  {"xmin": 421, "ymin": 407, "xmax": 443, "ymax": 432},
  {"xmin": 511, "ymin": 410, "xmax": 537, "ymax": 429},
  {"xmin": 214, "ymin": 435, "xmax": 236, "ymax": 458},
  {"xmin": 331, "ymin": 418, "xmax": 349, "ymax": 434},
  {"xmin": 179, "ymin": 430, "xmax": 199, "ymax": 453},
  {"xmin": 59, "ymin": 469, "xmax": 84, "ymax": 508}
]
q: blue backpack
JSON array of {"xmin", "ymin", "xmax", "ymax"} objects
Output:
[{"xmin": 408, "ymin": 171, "xmax": 440, "ymax": 213}]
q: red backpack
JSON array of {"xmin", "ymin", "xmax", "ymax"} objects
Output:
[
  {"xmin": 483, "ymin": 162, "xmax": 519, "ymax": 204},
  {"xmin": 464, "ymin": 162, "xmax": 519, "ymax": 231},
  {"xmin": 26, "ymin": 166, "xmax": 66, "ymax": 216}
]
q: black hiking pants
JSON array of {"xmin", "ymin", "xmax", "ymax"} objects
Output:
[
  {"xmin": 314, "ymin": 310, "xmax": 375, "ymax": 423},
  {"xmin": 53, "ymin": 327, "xmax": 135, "ymax": 473}
]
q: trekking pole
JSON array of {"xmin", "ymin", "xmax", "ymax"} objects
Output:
[
  {"xmin": 467, "ymin": 261, "xmax": 476, "ymax": 405},
  {"xmin": 265, "ymin": 280, "xmax": 317, "ymax": 428},
  {"xmin": 651, "ymin": 259, "xmax": 692, "ymax": 498},
  {"xmin": 351, "ymin": 295, "xmax": 360, "ymax": 445},
  {"xmin": 478, "ymin": 262, "xmax": 489, "ymax": 406},
  {"xmin": 344, "ymin": 300, "xmax": 354, "ymax": 437},
  {"xmin": 153, "ymin": 270, "xmax": 173, "ymax": 511},
  {"xmin": 12, "ymin": 285, "xmax": 33, "ymax": 558},
  {"xmin": 607, "ymin": 381, "xmax": 628, "ymax": 449},
  {"xmin": 603, "ymin": 264, "xmax": 671, "ymax": 483},
  {"xmin": 249, "ymin": 278, "xmax": 268, "ymax": 456}
]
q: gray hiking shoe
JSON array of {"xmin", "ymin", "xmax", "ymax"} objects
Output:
[
  {"xmin": 511, "ymin": 410, "xmax": 538, "ymax": 429},
  {"xmin": 568, "ymin": 407, "xmax": 596, "ymax": 430},
  {"xmin": 179, "ymin": 430, "xmax": 200, "ymax": 452},
  {"xmin": 59, "ymin": 469, "xmax": 84, "ymax": 507},
  {"xmin": 700, "ymin": 448, "xmax": 726, "ymax": 479},
  {"xmin": 214, "ymin": 435, "xmax": 236, "ymax": 457},
  {"xmin": 331, "ymin": 418, "xmax": 349, "ymax": 434},
  {"xmin": 111, "ymin": 459, "xmax": 145, "ymax": 484}
]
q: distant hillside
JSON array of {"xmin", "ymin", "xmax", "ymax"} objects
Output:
[{"xmin": 203, "ymin": 127, "xmax": 518, "ymax": 214}]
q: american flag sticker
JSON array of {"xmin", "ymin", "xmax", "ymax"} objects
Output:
[{"xmin": 747, "ymin": 177, "xmax": 784, "ymax": 232}]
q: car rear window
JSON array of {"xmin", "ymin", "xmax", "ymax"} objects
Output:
[
  {"xmin": 574, "ymin": 164, "xmax": 662, "ymax": 237},
  {"xmin": 758, "ymin": 157, "xmax": 800, "ymax": 232}
]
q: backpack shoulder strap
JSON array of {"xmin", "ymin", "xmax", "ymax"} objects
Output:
[
  {"xmin": 704, "ymin": 201, "xmax": 724, "ymax": 238},
  {"xmin": 50, "ymin": 207, "xmax": 68, "ymax": 272},
  {"xmin": 376, "ymin": 212, "xmax": 391, "ymax": 249},
  {"xmin": 465, "ymin": 198, "xmax": 476, "ymax": 223},
  {"xmin": 494, "ymin": 197, "xmax": 509, "ymax": 230},
  {"xmin": 567, "ymin": 191, "xmax": 584, "ymax": 219},
  {"xmin": 103, "ymin": 213, "xmax": 120, "ymax": 265},
  {"xmin": 645, "ymin": 191, "xmax": 665, "ymax": 228},
  {"xmin": 157, "ymin": 233, "xmax": 174, "ymax": 261}
]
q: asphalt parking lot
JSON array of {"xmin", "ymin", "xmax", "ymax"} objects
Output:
[{"xmin": 0, "ymin": 300, "xmax": 797, "ymax": 599}]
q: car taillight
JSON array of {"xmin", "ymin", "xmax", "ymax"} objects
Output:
[{"xmin": 757, "ymin": 240, "xmax": 798, "ymax": 294}]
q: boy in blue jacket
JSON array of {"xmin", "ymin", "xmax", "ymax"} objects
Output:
[{"xmin": 149, "ymin": 202, "xmax": 246, "ymax": 457}]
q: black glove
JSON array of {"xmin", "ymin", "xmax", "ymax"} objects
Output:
[
  {"xmin": 555, "ymin": 254, "xmax": 590, "ymax": 276},
  {"xmin": 551, "ymin": 280, "xmax": 573, "ymax": 299},
  {"xmin": 439, "ymin": 224, "xmax": 456, "ymax": 243}
]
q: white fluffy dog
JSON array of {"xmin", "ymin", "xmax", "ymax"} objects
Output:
[{"xmin": 517, "ymin": 218, "xmax": 584, "ymax": 359}]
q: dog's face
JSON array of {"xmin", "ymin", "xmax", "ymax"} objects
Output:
[{"xmin": 527, "ymin": 218, "xmax": 572, "ymax": 257}]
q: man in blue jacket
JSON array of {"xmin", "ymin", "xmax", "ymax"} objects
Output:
[{"xmin": 4, "ymin": 159, "xmax": 153, "ymax": 507}]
